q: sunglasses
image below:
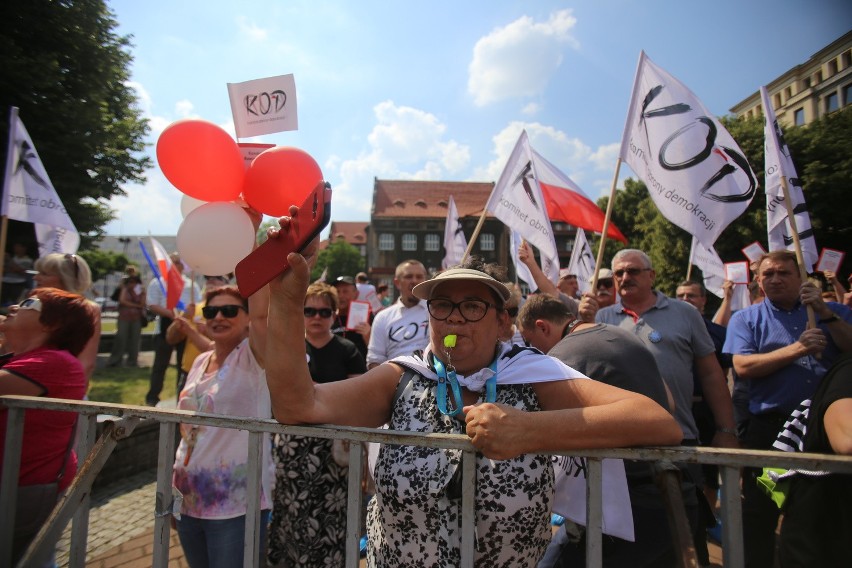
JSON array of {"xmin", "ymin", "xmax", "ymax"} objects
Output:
[
  {"xmin": 303, "ymin": 307, "xmax": 334, "ymax": 318},
  {"xmin": 201, "ymin": 304, "xmax": 245, "ymax": 319},
  {"xmin": 613, "ymin": 268, "xmax": 651, "ymax": 279},
  {"xmin": 65, "ymin": 253, "xmax": 80, "ymax": 280},
  {"xmin": 597, "ymin": 279, "xmax": 614, "ymax": 289},
  {"xmin": 17, "ymin": 297, "xmax": 42, "ymax": 312}
]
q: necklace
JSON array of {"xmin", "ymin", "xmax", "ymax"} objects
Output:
[{"xmin": 562, "ymin": 318, "xmax": 583, "ymax": 338}]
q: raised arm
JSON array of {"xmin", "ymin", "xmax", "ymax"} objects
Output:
[
  {"xmin": 517, "ymin": 240, "xmax": 559, "ymax": 297},
  {"xmin": 264, "ymin": 207, "xmax": 399, "ymax": 428}
]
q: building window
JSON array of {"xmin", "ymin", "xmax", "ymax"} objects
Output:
[
  {"xmin": 424, "ymin": 234, "xmax": 440, "ymax": 251},
  {"xmin": 402, "ymin": 233, "xmax": 417, "ymax": 251},
  {"xmin": 480, "ymin": 233, "xmax": 495, "ymax": 251},
  {"xmin": 794, "ymin": 108, "xmax": 805, "ymax": 126},
  {"xmin": 774, "ymin": 93, "xmax": 782, "ymax": 108},
  {"xmin": 784, "ymin": 86, "xmax": 792, "ymax": 100},
  {"xmin": 843, "ymin": 51, "xmax": 852, "ymax": 69},
  {"xmin": 379, "ymin": 233, "xmax": 394, "ymax": 250},
  {"xmin": 844, "ymin": 84, "xmax": 852, "ymax": 107},
  {"xmin": 802, "ymin": 77, "xmax": 811, "ymax": 90},
  {"xmin": 828, "ymin": 59, "xmax": 838, "ymax": 76},
  {"xmin": 826, "ymin": 92, "xmax": 839, "ymax": 113}
]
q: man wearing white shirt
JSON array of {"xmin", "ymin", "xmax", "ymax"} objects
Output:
[
  {"xmin": 356, "ymin": 272, "xmax": 384, "ymax": 312},
  {"xmin": 367, "ymin": 260, "xmax": 429, "ymax": 369}
]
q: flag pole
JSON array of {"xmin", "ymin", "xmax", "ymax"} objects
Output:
[
  {"xmin": 461, "ymin": 207, "xmax": 488, "ymax": 264},
  {"xmin": 779, "ymin": 176, "xmax": 816, "ymax": 328},
  {"xmin": 591, "ymin": 158, "xmax": 622, "ymax": 290},
  {"xmin": 686, "ymin": 238, "xmax": 695, "ymax": 281},
  {"xmin": 0, "ymin": 107, "xmax": 20, "ymax": 298}
]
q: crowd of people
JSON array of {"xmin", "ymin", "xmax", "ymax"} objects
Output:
[{"xmin": 2, "ymin": 224, "xmax": 850, "ymax": 567}]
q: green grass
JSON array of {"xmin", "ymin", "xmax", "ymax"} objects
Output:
[{"xmin": 88, "ymin": 364, "xmax": 178, "ymax": 406}]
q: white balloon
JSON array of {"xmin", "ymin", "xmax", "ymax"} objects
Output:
[
  {"xmin": 177, "ymin": 202, "xmax": 255, "ymax": 276},
  {"xmin": 180, "ymin": 195, "xmax": 208, "ymax": 218}
]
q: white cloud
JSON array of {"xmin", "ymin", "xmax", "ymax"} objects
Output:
[
  {"xmin": 236, "ymin": 16, "xmax": 268, "ymax": 42},
  {"xmin": 474, "ymin": 121, "xmax": 619, "ymax": 200},
  {"xmin": 468, "ymin": 10, "xmax": 579, "ymax": 106},
  {"xmin": 174, "ymin": 99, "xmax": 195, "ymax": 118},
  {"xmin": 326, "ymin": 100, "xmax": 471, "ymax": 218},
  {"xmin": 521, "ymin": 102, "xmax": 541, "ymax": 115}
]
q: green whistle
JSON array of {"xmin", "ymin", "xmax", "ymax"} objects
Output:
[{"xmin": 443, "ymin": 334, "xmax": 457, "ymax": 348}]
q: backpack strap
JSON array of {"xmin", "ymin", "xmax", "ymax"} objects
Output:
[{"xmin": 391, "ymin": 368, "xmax": 418, "ymax": 411}]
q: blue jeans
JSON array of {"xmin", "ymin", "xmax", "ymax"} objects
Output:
[{"xmin": 176, "ymin": 510, "xmax": 270, "ymax": 568}]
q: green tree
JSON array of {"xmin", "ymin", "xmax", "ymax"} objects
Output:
[
  {"xmin": 313, "ymin": 239, "xmax": 364, "ymax": 281},
  {"xmin": 0, "ymin": 0, "xmax": 151, "ymax": 249},
  {"xmin": 78, "ymin": 249, "xmax": 130, "ymax": 282}
]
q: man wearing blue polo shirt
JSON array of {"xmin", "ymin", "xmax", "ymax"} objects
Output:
[{"xmin": 724, "ymin": 250, "xmax": 852, "ymax": 568}]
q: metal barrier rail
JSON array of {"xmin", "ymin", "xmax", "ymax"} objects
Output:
[{"xmin": 2, "ymin": 396, "xmax": 851, "ymax": 568}]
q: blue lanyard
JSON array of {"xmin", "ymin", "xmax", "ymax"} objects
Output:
[{"xmin": 432, "ymin": 355, "xmax": 498, "ymax": 417}]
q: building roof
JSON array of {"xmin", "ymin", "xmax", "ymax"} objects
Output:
[
  {"xmin": 328, "ymin": 221, "xmax": 368, "ymax": 244},
  {"xmin": 371, "ymin": 179, "xmax": 495, "ymax": 219}
]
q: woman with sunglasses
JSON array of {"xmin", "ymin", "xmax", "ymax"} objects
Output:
[
  {"xmin": 31, "ymin": 253, "xmax": 100, "ymax": 380},
  {"xmin": 263, "ymin": 210, "xmax": 682, "ymax": 567},
  {"xmin": 0, "ymin": 288, "xmax": 97, "ymax": 565},
  {"xmin": 267, "ymin": 281, "xmax": 366, "ymax": 567},
  {"xmin": 171, "ymin": 285, "xmax": 274, "ymax": 568}
]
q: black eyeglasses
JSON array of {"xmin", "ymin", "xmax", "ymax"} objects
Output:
[
  {"xmin": 506, "ymin": 306, "xmax": 519, "ymax": 318},
  {"xmin": 65, "ymin": 253, "xmax": 79, "ymax": 279},
  {"xmin": 597, "ymin": 279, "xmax": 614, "ymax": 289},
  {"xmin": 613, "ymin": 268, "xmax": 651, "ymax": 279},
  {"xmin": 304, "ymin": 307, "xmax": 333, "ymax": 318},
  {"xmin": 201, "ymin": 305, "xmax": 245, "ymax": 319},
  {"xmin": 427, "ymin": 299, "xmax": 493, "ymax": 322}
]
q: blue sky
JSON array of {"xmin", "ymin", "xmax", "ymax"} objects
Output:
[{"xmin": 104, "ymin": 0, "xmax": 851, "ymax": 236}]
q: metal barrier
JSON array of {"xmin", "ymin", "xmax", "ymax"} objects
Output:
[{"xmin": 2, "ymin": 395, "xmax": 851, "ymax": 568}]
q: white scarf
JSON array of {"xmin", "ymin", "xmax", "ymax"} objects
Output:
[{"xmin": 391, "ymin": 342, "xmax": 588, "ymax": 393}]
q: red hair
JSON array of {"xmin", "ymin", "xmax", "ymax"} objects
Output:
[{"xmin": 31, "ymin": 288, "xmax": 98, "ymax": 356}]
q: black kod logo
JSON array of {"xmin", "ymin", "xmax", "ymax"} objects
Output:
[{"xmin": 244, "ymin": 90, "xmax": 287, "ymax": 116}]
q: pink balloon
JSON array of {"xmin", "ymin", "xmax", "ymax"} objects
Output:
[
  {"xmin": 243, "ymin": 147, "xmax": 323, "ymax": 217},
  {"xmin": 157, "ymin": 119, "xmax": 244, "ymax": 202}
]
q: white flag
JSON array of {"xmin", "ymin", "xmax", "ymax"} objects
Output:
[
  {"xmin": 442, "ymin": 195, "xmax": 468, "ymax": 269},
  {"xmin": 485, "ymin": 130, "xmax": 559, "ymax": 283},
  {"xmin": 510, "ymin": 230, "xmax": 536, "ymax": 290},
  {"xmin": 760, "ymin": 87, "xmax": 818, "ymax": 272},
  {"xmin": 2, "ymin": 108, "xmax": 80, "ymax": 255},
  {"xmin": 227, "ymin": 74, "xmax": 298, "ymax": 139},
  {"xmin": 690, "ymin": 237, "xmax": 749, "ymax": 311},
  {"xmin": 619, "ymin": 52, "xmax": 757, "ymax": 248},
  {"xmin": 566, "ymin": 229, "xmax": 595, "ymax": 295}
]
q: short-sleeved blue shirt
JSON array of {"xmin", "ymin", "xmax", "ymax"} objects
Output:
[{"xmin": 723, "ymin": 299, "xmax": 851, "ymax": 415}]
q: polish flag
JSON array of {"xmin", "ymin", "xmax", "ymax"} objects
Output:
[
  {"xmin": 150, "ymin": 237, "xmax": 184, "ymax": 310},
  {"xmin": 532, "ymin": 149, "xmax": 628, "ymax": 243}
]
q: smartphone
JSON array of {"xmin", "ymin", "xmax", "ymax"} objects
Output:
[{"xmin": 235, "ymin": 181, "xmax": 332, "ymax": 298}]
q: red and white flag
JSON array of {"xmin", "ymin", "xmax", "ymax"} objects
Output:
[
  {"xmin": 760, "ymin": 86, "xmax": 818, "ymax": 272},
  {"xmin": 442, "ymin": 195, "xmax": 468, "ymax": 269},
  {"xmin": 619, "ymin": 52, "xmax": 757, "ymax": 248},
  {"xmin": 484, "ymin": 131, "xmax": 559, "ymax": 283},
  {"xmin": 150, "ymin": 237, "xmax": 184, "ymax": 310},
  {"xmin": 532, "ymin": 151, "xmax": 628, "ymax": 243}
]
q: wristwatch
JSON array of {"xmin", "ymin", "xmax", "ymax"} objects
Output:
[{"xmin": 818, "ymin": 313, "xmax": 840, "ymax": 324}]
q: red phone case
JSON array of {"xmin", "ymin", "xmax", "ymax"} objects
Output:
[{"xmin": 235, "ymin": 182, "xmax": 332, "ymax": 298}]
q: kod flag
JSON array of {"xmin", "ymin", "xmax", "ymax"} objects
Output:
[
  {"xmin": 566, "ymin": 229, "xmax": 595, "ymax": 296},
  {"xmin": 485, "ymin": 130, "xmax": 560, "ymax": 283},
  {"xmin": 760, "ymin": 86, "xmax": 818, "ymax": 272},
  {"xmin": 442, "ymin": 195, "xmax": 468, "ymax": 269},
  {"xmin": 227, "ymin": 74, "xmax": 298, "ymax": 138},
  {"xmin": 510, "ymin": 230, "xmax": 536, "ymax": 290},
  {"xmin": 619, "ymin": 52, "xmax": 757, "ymax": 248},
  {"xmin": 2, "ymin": 108, "xmax": 80, "ymax": 255}
]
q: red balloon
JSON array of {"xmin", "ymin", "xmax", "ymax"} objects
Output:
[
  {"xmin": 156, "ymin": 119, "xmax": 244, "ymax": 202},
  {"xmin": 243, "ymin": 147, "xmax": 323, "ymax": 217}
]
